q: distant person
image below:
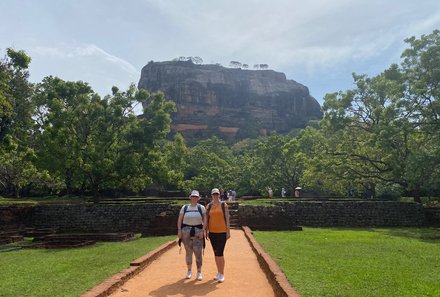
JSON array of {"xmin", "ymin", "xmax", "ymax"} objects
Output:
[
  {"xmin": 205, "ymin": 188, "xmax": 230, "ymax": 283},
  {"xmin": 177, "ymin": 190, "xmax": 206, "ymax": 281},
  {"xmin": 220, "ymin": 188, "xmax": 227, "ymax": 201},
  {"xmin": 231, "ymin": 189, "xmax": 237, "ymax": 201},
  {"xmin": 268, "ymin": 187, "xmax": 273, "ymax": 198},
  {"xmin": 227, "ymin": 189, "xmax": 232, "ymax": 201},
  {"xmin": 281, "ymin": 187, "xmax": 286, "ymax": 198},
  {"xmin": 294, "ymin": 187, "xmax": 301, "ymax": 198}
]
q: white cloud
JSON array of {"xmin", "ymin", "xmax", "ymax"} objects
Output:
[
  {"xmin": 29, "ymin": 44, "xmax": 140, "ymax": 96},
  {"xmin": 2, "ymin": 0, "xmax": 440, "ymax": 103},
  {"xmin": 32, "ymin": 44, "xmax": 139, "ymax": 76}
]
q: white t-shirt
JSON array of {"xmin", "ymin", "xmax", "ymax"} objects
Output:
[{"xmin": 180, "ymin": 204, "xmax": 206, "ymax": 226}]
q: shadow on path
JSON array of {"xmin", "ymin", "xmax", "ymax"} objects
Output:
[{"xmin": 149, "ymin": 278, "xmax": 219, "ymax": 297}]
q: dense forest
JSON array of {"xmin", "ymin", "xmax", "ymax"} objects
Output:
[{"xmin": 1, "ymin": 30, "xmax": 439, "ymax": 202}]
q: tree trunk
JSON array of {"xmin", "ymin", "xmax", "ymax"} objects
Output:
[
  {"xmin": 413, "ymin": 185, "xmax": 422, "ymax": 203},
  {"xmin": 14, "ymin": 185, "xmax": 20, "ymax": 198},
  {"xmin": 92, "ymin": 179, "xmax": 100, "ymax": 204},
  {"xmin": 65, "ymin": 169, "xmax": 73, "ymax": 195}
]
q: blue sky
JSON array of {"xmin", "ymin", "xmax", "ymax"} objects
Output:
[{"xmin": 1, "ymin": 0, "xmax": 440, "ymax": 106}]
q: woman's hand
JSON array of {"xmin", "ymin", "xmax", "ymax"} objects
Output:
[
  {"xmin": 178, "ymin": 229, "xmax": 182, "ymax": 239},
  {"xmin": 205, "ymin": 230, "xmax": 209, "ymax": 240}
]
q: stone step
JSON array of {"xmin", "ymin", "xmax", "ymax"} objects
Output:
[
  {"xmin": 40, "ymin": 232, "xmax": 135, "ymax": 242},
  {"xmin": 22, "ymin": 228, "xmax": 57, "ymax": 238},
  {"xmin": 27, "ymin": 240, "xmax": 96, "ymax": 249}
]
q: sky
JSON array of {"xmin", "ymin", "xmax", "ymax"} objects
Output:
[{"xmin": 1, "ymin": 0, "xmax": 440, "ymax": 107}]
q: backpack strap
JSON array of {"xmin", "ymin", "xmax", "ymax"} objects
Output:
[
  {"xmin": 181, "ymin": 205, "xmax": 189, "ymax": 228},
  {"xmin": 183, "ymin": 205, "xmax": 189, "ymax": 216},
  {"xmin": 197, "ymin": 204, "xmax": 205, "ymax": 221},
  {"xmin": 221, "ymin": 202, "xmax": 226, "ymax": 225},
  {"xmin": 207, "ymin": 202, "xmax": 213, "ymax": 215}
]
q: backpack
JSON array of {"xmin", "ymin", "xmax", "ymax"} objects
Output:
[
  {"xmin": 206, "ymin": 201, "xmax": 227, "ymax": 225},
  {"xmin": 183, "ymin": 204, "xmax": 205, "ymax": 221}
]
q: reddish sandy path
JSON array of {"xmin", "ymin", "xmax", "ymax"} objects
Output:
[{"xmin": 109, "ymin": 229, "xmax": 276, "ymax": 297}]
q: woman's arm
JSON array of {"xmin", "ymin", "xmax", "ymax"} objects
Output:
[
  {"xmin": 177, "ymin": 213, "xmax": 183, "ymax": 239},
  {"xmin": 204, "ymin": 211, "xmax": 209, "ymax": 240},
  {"xmin": 225, "ymin": 207, "xmax": 231, "ymax": 239}
]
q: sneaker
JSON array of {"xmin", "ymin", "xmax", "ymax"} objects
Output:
[
  {"xmin": 217, "ymin": 273, "xmax": 225, "ymax": 283},
  {"xmin": 186, "ymin": 270, "xmax": 192, "ymax": 279},
  {"xmin": 213, "ymin": 272, "xmax": 220, "ymax": 280},
  {"xmin": 196, "ymin": 272, "xmax": 203, "ymax": 281}
]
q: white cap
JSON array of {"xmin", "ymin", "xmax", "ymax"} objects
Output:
[
  {"xmin": 190, "ymin": 190, "xmax": 200, "ymax": 198},
  {"xmin": 211, "ymin": 188, "xmax": 220, "ymax": 195}
]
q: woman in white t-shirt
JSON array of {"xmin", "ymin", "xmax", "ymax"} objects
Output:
[{"xmin": 177, "ymin": 190, "xmax": 206, "ymax": 281}]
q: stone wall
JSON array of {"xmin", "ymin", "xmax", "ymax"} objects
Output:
[
  {"xmin": 0, "ymin": 206, "xmax": 33, "ymax": 230},
  {"xmin": 425, "ymin": 207, "xmax": 440, "ymax": 226},
  {"xmin": 0, "ymin": 201, "xmax": 430, "ymax": 234},
  {"xmin": 28, "ymin": 204, "xmax": 180, "ymax": 233},
  {"xmin": 239, "ymin": 201, "xmax": 426, "ymax": 230}
]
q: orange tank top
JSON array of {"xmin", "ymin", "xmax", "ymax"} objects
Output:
[{"xmin": 208, "ymin": 202, "xmax": 228, "ymax": 233}]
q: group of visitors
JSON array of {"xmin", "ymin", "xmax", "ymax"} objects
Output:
[
  {"xmin": 177, "ymin": 188, "xmax": 230, "ymax": 283},
  {"xmin": 268, "ymin": 186, "xmax": 302, "ymax": 197},
  {"xmin": 219, "ymin": 188, "xmax": 236, "ymax": 201}
]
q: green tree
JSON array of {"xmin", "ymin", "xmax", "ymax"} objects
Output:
[
  {"xmin": 318, "ymin": 30, "xmax": 440, "ymax": 201},
  {"xmin": 182, "ymin": 137, "xmax": 236, "ymax": 193},
  {"xmin": 156, "ymin": 133, "xmax": 189, "ymax": 189},
  {"xmin": 33, "ymin": 78, "xmax": 175, "ymax": 196},
  {"xmin": 234, "ymin": 135, "xmax": 305, "ymax": 196},
  {"xmin": 0, "ymin": 48, "xmax": 44, "ymax": 197},
  {"xmin": 0, "ymin": 48, "xmax": 33, "ymax": 142}
]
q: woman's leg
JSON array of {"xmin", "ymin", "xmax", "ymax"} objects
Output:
[
  {"xmin": 209, "ymin": 233, "xmax": 227, "ymax": 275},
  {"xmin": 192, "ymin": 231, "xmax": 204, "ymax": 273},
  {"xmin": 182, "ymin": 229, "xmax": 193, "ymax": 271},
  {"xmin": 215, "ymin": 256, "xmax": 225, "ymax": 274}
]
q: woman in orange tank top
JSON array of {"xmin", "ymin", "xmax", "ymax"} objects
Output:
[{"xmin": 204, "ymin": 188, "xmax": 230, "ymax": 283}]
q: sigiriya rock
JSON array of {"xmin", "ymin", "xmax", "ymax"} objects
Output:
[{"xmin": 138, "ymin": 60, "xmax": 322, "ymax": 140}]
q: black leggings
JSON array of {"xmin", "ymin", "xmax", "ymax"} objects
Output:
[{"xmin": 209, "ymin": 232, "xmax": 227, "ymax": 256}]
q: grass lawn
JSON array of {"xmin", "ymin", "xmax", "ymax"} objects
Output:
[
  {"xmin": 254, "ymin": 228, "xmax": 440, "ymax": 297},
  {"xmin": 0, "ymin": 235, "xmax": 175, "ymax": 297}
]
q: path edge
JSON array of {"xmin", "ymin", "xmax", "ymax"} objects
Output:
[
  {"xmin": 242, "ymin": 226, "xmax": 301, "ymax": 297},
  {"xmin": 81, "ymin": 239, "xmax": 177, "ymax": 297}
]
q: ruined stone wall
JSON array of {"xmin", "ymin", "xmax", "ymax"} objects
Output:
[
  {"xmin": 239, "ymin": 201, "xmax": 426, "ymax": 230},
  {"xmin": 425, "ymin": 207, "xmax": 440, "ymax": 227},
  {"xmin": 0, "ymin": 206, "xmax": 33, "ymax": 230},
  {"xmin": 31, "ymin": 204, "xmax": 182, "ymax": 233},
  {"xmin": 0, "ymin": 201, "xmax": 429, "ymax": 234}
]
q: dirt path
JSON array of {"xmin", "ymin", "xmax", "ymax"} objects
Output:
[{"xmin": 109, "ymin": 229, "xmax": 276, "ymax": 297}]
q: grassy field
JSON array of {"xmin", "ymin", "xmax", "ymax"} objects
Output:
[
  {"xmin": 0, "ymin": 235, "xmax": 175, "ymax": 297},
  {"xmin": 254, "ymin": 228, "xmax": 440, "ymax": 297}
]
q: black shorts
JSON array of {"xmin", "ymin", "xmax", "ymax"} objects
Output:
[{"xmin": 209, "ymin": 232, "xmax": 227, "ymax": 256}]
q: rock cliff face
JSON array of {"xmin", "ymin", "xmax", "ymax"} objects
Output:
[{"xmin": 138, "ymin": 60, "xmax": 322, "ymax": 139}]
